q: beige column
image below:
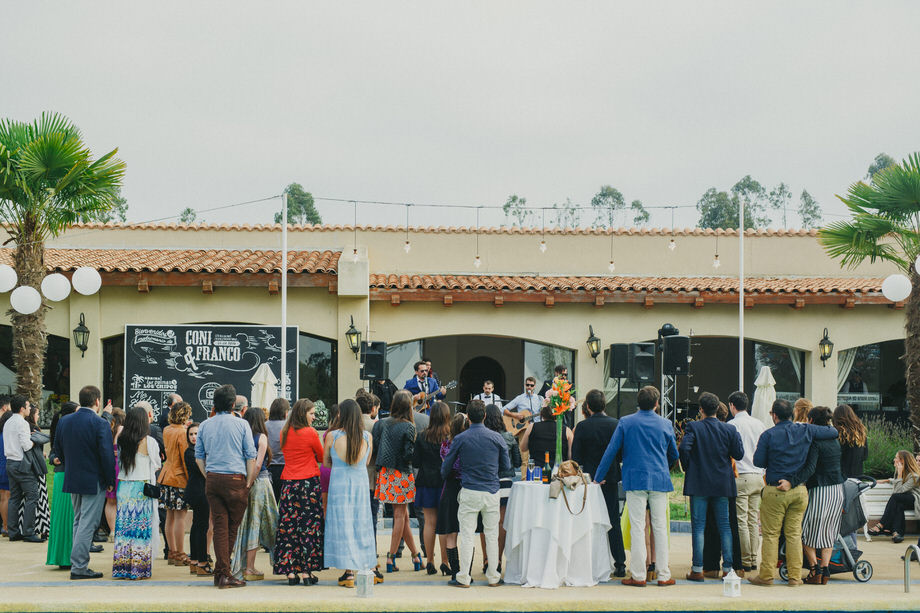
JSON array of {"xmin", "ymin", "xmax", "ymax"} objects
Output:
[
  {"xmin": 805, "ymin": 345, "xmax": 838, "ymax": 408},
  {"xmin": 336, "ymin": 248, "xmax": 369, "ymax": 400}
]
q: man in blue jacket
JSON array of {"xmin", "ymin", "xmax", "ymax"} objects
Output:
[
  {"xmin": 679, "ymin": 392, "xmax": 744, "ymax": 581},
  {"xmin": 595, "ymin": 386, "xmax": 678, "ymax": 587},
  {"xmin": 52, "ymin": 385, "xmax": 115, "ymax": 580},
  {"xmin": 403, "ymin": 360, "xmax": 445, "ymax": 414}
]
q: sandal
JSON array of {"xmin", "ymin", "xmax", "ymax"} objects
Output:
[
  {"xmin": 338, "ymin": 571, "xmax": 355, "ymax": 588},
  {"xmin": 867, "ymin": 526, "xmax": 883, "ymax": 537},
  {"xmin": 893, "ymin": 532, "xmax": 905, "ymax": 543},
  {"xmin": 195, "ymin": 562, "xmax": 213, "ymax": 576},
  {"xmin": 244, "ymin": 568, "xmax": 264, "ymax": 581}
]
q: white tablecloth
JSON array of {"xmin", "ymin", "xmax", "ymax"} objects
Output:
[{"xmin": 503, "ymin": 481, "xmax": 613, "ymax": 589}]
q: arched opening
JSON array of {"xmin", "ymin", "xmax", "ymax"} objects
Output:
[
  {"xmin": 459, "ymin": 356, "xmax": 506, "ymax": 404},
  {"xmin": 0, "ymin": 324, "xmax": 70, "ymax": 427}
]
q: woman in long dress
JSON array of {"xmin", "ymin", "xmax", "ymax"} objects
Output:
[
  {"xmin": 46, "ymin": 401, "xmax": 78, "ymax": 568},
  {"xmin": 231, "ymin": 408, "xmax": 278, "ymax": 581},
  {"xmin": 23, "ymin": 405, "xmax": 50, "ymax": 539},
  {"xmin": 112, "ymin": 406, "xmax": 162, "ymax": 579},
  {"xmin": 273, "ymin": 399, "xmax": 324, "ymax": 585},
  {"xmin": 323, "ymin": 399, "xmax": 376, "ymax": 587}
]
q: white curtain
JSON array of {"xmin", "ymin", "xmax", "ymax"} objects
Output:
[
  {"xmin": 603, "ymin": 351, "xmax": 616, "ymax": 403},
  {"xmin": 837, "ymin": 348, "xmax": 857, "ymax": 393},
  {"xmin": 787, "ymin": 347, "xmax": 803, "ymax": 387}
]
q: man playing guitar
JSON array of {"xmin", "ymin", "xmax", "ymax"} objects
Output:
[{"xmin": 404, "ymin": 360, "xmax": 446, "ymax": 414}]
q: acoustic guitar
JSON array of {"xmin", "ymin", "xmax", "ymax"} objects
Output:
[
  {"xmin": 502, "ymin": 410, "xmax": 535, "ymax": 437},
  {"xmin": 412, "ymin": 380, "xmax": 458, "ymax": 411}
]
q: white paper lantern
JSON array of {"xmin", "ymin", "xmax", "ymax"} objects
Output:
[
  {"xmin": 915, "ymin": 254, "xmax": 920, "ymax": 274},
  {"xmin": 0, "ymin": 265, "xmax": 17, "ymax": 293},
  {"xmin": 10, "ymin": 286, "xmax": 42, "ymax": 314},
  {"xmin": 71, "ymin": 266, "xmax": 102, "ymax": 295},
  {"xmin": 41, "ymin": 273, "xmax": 71, "ymax": 302},
  {"xmin": 881, "ymin": 273, "xmax": 912, "ymax": 302}
]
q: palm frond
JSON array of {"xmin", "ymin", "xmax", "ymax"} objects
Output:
[{"xmin": 818, "ymin": 218, "xmax": 908, "ymax": 271}]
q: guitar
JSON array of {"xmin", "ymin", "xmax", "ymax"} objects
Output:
[
  {"xmin": 412, "ymin": 380, "xmax": 458, "ymax": 411},
  {"xmin": 502, "ymin": 410, "xmax": 535, "ymax": 437}
]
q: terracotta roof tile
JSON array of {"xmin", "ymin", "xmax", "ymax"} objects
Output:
[
  {"xmin": 368, "ymin": 274, "xmax": 882, "ymax": 295},
  {"xmin": 58, "ymin": 221, "xmax": 819, "ymax": 237},
  {"xmin": 0, "ymin": 248, "xmax": 339, "ymax": 274}
]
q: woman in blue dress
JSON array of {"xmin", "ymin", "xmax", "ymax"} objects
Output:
[{"xmin": 323, "ymin": 398, "xmax": 377, "ymax": 587}]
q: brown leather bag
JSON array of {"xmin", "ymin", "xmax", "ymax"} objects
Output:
[{"xmin": 549, "ymin": 460, "xmax": 589, "ymax": 515}]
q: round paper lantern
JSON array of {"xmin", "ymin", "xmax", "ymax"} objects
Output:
[
  {"xmin": 41, "ymin": 273, "xmax": 71, "ymax": 302},
  {"xmin": 915, "ymin": 254, "xmax": 920, "ymax": 274},
  {"xmin": 0, "ymin": 265, "xmax": 17, "ymax": 293},
  {"xmin": 10, "ymin": 286, "xmax": 42, "ymax": 314},
  {"xmin": 881, "ymin": 273, "xmax": 912, "ymax": 302},
  {"xmin": 71, "ymin": 267, "xmax": 102, "ymax": 295}
]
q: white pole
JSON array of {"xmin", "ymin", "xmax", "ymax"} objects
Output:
[
  {"xmin": 280, "ymin": 192, "xmax": 288, "ymax": 400},
  {"xmin": 739, "ymin": 199, "xmax": 745, "ymax": 391}
]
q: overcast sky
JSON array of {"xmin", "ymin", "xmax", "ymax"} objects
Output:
[{"xmin": 3, "ymin": 1, "xmax": 919, "ymax": 230}]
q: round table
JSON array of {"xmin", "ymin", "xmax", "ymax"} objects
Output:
[{"xmin": 502, "ymin": 481, "xmax": 614, "ymax": 588}]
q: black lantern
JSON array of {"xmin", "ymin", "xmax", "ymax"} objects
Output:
[
  {"xmin": 819, "ymin": 328, "xmax": 834, "ymax": 367},
  {"xmin": 73, "ymin": 312, "xmax": 90, "ymax": 357},
  {"xmin": 586, "ymin": 325, "xmax": 601, "ymax": 363},
  {"xmin": 345, "ymin": 316, "xmax": 361, "ymax": 359}
]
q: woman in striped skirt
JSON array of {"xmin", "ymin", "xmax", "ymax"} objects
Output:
[{"xmin": 780, "ymin": 406, "xmax": 845, "ymax": 585}]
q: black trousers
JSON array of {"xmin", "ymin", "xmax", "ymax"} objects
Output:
[
  {"xmin": 268, "ymin": 464, "xmax": 285, "ymax": 505},
  {"xmin": 600, "ymin": 481, "xmax": 626, "ymax": 568},
  {"xmin": 703, "ymin": 496, "xmax": 743, "ymax": 572},
  {"xmin": 880, "ymin": 492, "xmax": 915, "ymax": 535},
  {"xmin": 188, "ymin": 494, "xmax": 210, "ymax": 563}
]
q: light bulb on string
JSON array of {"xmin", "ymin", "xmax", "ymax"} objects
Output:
[
  {"xmin": 539, "ymin": 240, "xmax": 547, "ymax": 253},
  {"xmin": 668, "ymin": 238, "xmax": 676, "ymax": 251},
  {"xmin": 608, "ymin": 260, "xmax": 616, "ymax": 273},
  {"xmin": 667, "ymin": 207, "xmax": 677, "ymax": 251},
  {"xmin": 473, "ymin": 255, "xmax": 481, "ymax": 269},
  {"xmin": 539, "ymin": 209, "xmax": 547, "ymax": 253},
  {"xmin": 403, "ymin": 240, "xmax": 411, "ymax": 254},
  {"xmin": 712, "ymin": 254, "xmax": 721, "ymax": 268},
  {"xmin": 403, "ymin": 204, "xmax": 411, "ymax": 254},
  {"xmin": 352, "ymin": 248, "xmax": 359, "ymax": 263}
]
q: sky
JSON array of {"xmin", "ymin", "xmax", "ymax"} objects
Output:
[{"xmin": 2, "ymin": 1, "xmax": 920, "ymax": 230}]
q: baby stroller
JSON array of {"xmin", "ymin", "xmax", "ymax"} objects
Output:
[{"xmin": 778, "ymin": 476, "xmax": 876, "ymax": 583}]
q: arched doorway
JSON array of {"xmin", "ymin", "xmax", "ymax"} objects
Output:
[{"xmin": 459, "ymin": 356, "xmax": 506, "ymax": 404}]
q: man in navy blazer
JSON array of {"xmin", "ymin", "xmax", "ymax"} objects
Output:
[
  {"xmin": 52, "ymin": 385, "xmax": 115, "ymax": 580},
  {"xmin": 679, "ymin": 392, "xmax": 744, "ymax": 581},
  {"xmin": 572, "ymin": 389, "xmax": 626, "ymax": 577},
  {"xmin": 403, "ymin": 360, "xmax": 444, "ymax": 413}
]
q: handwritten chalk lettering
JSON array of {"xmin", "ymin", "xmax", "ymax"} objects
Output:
[
  {"xmin": 193, "ymin": 345, "xmax": 242, "ymax": 362},
  {"xmin": 185, "ymin": 330, "xmax": 213, "ymax": 346}
]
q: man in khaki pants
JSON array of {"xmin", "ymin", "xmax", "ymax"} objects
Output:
[
  {"xmin": 748, "ymin": 399, "xmax": 837, "ymax": 587},
  {"xmin": 727, "ymin": 391, "xmax": 765, "ymax": 573}
]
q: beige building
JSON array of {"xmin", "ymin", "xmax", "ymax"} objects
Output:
[{"xmin": 0, "ymin": 222, "xmax": 907, "ymax": 421}]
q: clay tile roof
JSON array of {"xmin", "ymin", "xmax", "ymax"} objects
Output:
[
  {"xmin": 368, "ymin": 274, "xmax": 883, "ymax": 294},
  {"xmin": 61, "ymin": 221, "xmax": 820, "ymax": 237},
  {"xmin": 0, "ymin": 248, "xmax": 339, "ymax": 274}
]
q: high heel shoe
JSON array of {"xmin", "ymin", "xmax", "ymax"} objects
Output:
[
  {"xmin": 373, "ymin": 566, "xmax": 385, "ymax": 584},
  {"xmin": 412, "ymin": 553, "xmax": 423, "ymax": 572},
  {"xmin": 386, "ymin": 553, "xmax": 399, "ymax": 573},
  {"xmin": 867, "ymin": 526, "xmax": 884, "ymax": 537},
  {"xmin": 440, "ymin": 563, "xmax": 451, "ymax": 576},
  {"xmin": 287, "ymin": 575, "xmax": 300, "ymax": 586},
  {"xmin": 338, "ymin": 572, "xmax": 355, "ymax": 588},
  {"xmin": 426, "ymin": 562, "xmax": 437, "ymax": 575}
]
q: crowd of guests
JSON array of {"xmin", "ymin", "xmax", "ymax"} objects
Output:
[{"xmin": 2, "ymin": 378, "xmax": 920, "ymax": 591}]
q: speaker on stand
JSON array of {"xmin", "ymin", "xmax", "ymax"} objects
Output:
[{"xmin": 609, "ymin": 343, "xmax": 629, "ymax": 417}]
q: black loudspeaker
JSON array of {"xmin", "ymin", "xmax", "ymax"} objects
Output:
[
  {"xmin": 608, "ymin": 343, "xmax": 629, "ymax": 378},
  {"xmin": 628, "ymin": 342, "xmax": 655, "ymax": 382},
  {"xmin": 360, "ymin": 341, "xmax": 387, "ymax": 380},
  {"xmin": 662, "ymin": 335, "xmax": 690, "ymax": 375}
]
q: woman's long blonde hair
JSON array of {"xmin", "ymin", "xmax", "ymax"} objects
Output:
[{"xmin": 897, "ymin": 450, "xmax": 920, "ymax": 480}]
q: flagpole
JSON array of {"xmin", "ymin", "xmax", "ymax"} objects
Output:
[
  {"xmin": 739, "ymin": 199, "xmax": 745, "ymax": 392},
  {"xmin": 280, "ymin": 192, "xmax": 288, "ymax": 400}
]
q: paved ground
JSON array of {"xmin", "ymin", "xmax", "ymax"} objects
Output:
[{"xmin": 2, "ymin": 532, "xmax": 920, "ymax": 611}]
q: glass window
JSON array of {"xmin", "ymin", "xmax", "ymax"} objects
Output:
[
  {"xmin": 386, "ymin": 341, "xmax": 423, "ymax": 391},
  {"xmin": 298, "ymin": 332, "xmax": 337, "ymax": 409},
  {"xmin": 753, "ymin": 341, "xmax": 803, "ymax": 403},
  {"xmin": 523, "ymin": 341, "xmax": 574, "ymax": 390}
]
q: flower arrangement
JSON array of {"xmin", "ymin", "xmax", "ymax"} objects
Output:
[{"xmin": 544, "ymin": 377, "xmax": 576, "ymax": 466}]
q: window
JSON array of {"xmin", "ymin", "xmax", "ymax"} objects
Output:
[{"xmin": 298, "ymin": 332, "xmax": 337, "ymax": 409}]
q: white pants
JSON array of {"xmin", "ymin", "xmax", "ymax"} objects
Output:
[
  {"xmin": 457, "ymin": 488, "xmax": 501, "ymax": 586},
  {"xmin": 625, "ymin": 490, "xmax": 670, "ymax": 582}
]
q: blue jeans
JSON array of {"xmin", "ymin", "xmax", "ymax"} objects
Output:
[{"xmin": 691, "ymin": 496, "xmax": 732, "ymax": 572}]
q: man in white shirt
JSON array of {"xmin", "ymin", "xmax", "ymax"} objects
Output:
[
  {"xmin": 503, "ymin": 377, "xmax": 541, "ymax": 423},
  {"xmin": 3, "ymin": 395, "xmax": 41, "ymax": 542},
  {"xmin": 473, "ymin": 380, "xmax": 502, "ymax": 408},
  {"xmin": 727, "ymin": 390, "xmax": 766, "ymax": 573}
]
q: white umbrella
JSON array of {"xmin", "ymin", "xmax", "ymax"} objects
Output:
[
  {"xmin": 250, "ymin": 363, "xmax": 279, "ymax": 411},
  {"xmin": 751, "ymin": 365, "xmax": 776, "ymax": 429}
]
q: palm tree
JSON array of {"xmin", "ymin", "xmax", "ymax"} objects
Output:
[
  {"xmin": 0, "ymin": 112, "xmax": 125, "ymax": 404},
  {"xmin": 818, "ymin": 152, "xmax": 920, "ymax": 443}
]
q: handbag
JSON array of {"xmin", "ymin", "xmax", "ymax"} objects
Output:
[
  {"xmin": 143, "ymin": 482, "xmax": 161, "ymax": 499},
  {"xmin": 548, "ymin": 460, "xmax": 589, "ymax": 515}
]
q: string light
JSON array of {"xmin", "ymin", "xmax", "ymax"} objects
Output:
[
  {"xmin": 539, "ymin": 209, "xmax": 547, "ymax": 253},
  {"xmin": 667, "ymin": 207, "xmax": 677, "ymax": 251},
  {"xmin": 403, "ymin": 204, "xmax": 411, "ymax": 253},
  {"xmin": 352, "ymin": 200, "xmax": 359, "ymax": 262},
  {"xmin": 712, "ymin": 234, "xmax": 721, "ymax": 268},
  {"xmin": 668, "ymin": 238, "xmax": 676, "ymax": 251},
  {"xmin": 473, "ymin": 208, "xmax": 481, "ymax": 268},
  {"xmin": 608, "ymin": 229, "xmax": 616, "ymax": 273}
]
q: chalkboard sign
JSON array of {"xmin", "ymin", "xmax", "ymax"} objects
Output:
[{"xmin": 125, "ymin": 324, "xmax": 299, "ymax": 423}]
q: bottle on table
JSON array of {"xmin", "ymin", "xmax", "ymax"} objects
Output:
[{"xmin": 542, "ymin": 452, "xmax": 551, "ymax": 484}]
